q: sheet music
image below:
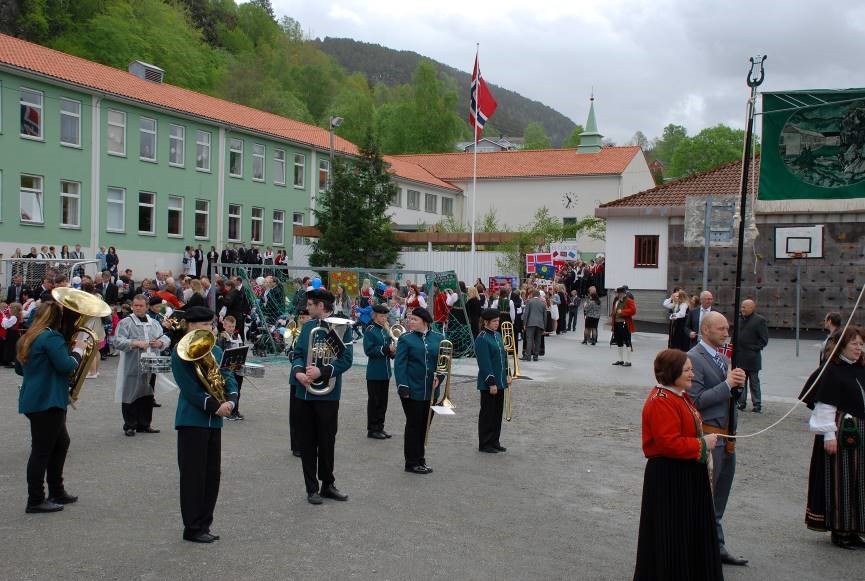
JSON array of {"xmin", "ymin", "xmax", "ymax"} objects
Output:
[{"xmin": 431, "ymin": 405, "xmax": 455, "ymax": 415}]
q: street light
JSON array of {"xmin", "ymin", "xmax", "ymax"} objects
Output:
[{"xmin": 328, "ymin": 116, "xmax": 343, "ymax": 186}]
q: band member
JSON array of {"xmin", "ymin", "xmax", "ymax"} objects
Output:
[
  {"xmin": 115, "ymin": 295, "xmax": 170, "ymax": 436},
  {"xmin": 287, "ymin": 309, "xmax": 310, "ymax": 457},
  {"xmin": 395, "ymin": 307, "xmax": 445, "ymax": 475},
  {"xmin": 16, "ymin": 301, "xmax": 87, "ymax": 513},
  {"xmin": 216, "ymin": 315, "xmax": 244, "ymax": 421},
  {"xmin": 290, "ymin": 289, "xmax": 353, "ymax": 505},
  {"xmin": 364, "ymin": 304, "xmax": 395, "ymax": 440},
  {"xmin": 475, "ymin": 308, "xmax": 510, "ymax": 453},
  {"xmin": 611, "ymin": 286, "xmax": 637, "ymax": 367},
  {"xmin": 171, "ymin": 306, "xmax": 238, "ymax": 543}
]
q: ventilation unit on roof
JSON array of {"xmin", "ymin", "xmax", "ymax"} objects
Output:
[{"xmin": 128, "ymin": 61, "xmax": 165, "ymax": 84}]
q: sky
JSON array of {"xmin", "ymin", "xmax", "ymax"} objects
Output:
[{"xmin": 269, "ymin": 0, "xmax": 865, "ymax": 145}]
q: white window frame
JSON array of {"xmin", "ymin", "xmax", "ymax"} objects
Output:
[
  {"xmin": 390, "ymin": 188, "xmax": 401, "ymax": 207},
  {"xmin": 59, "ymin": 98, "xmax": 81, "ymax": 148},
  {"xmin": 194, "ymin": 199, "xmax": 209, "ymax": 239},
  {"xmin": 274, "ymin": 149, "xmax": 286, "ymax": 186},
  {"xmin": 424, "ymin": 193, "xmax": 437, "ymax": 214},
  {"xmin": 441, "ymin": 196, "xmax": 453, "ymax": 217},
  {"xmin": 407, "ymin": 189, "xmax": 420, "ymax": 210},
  {"xmin": 139, "ymin": 116, "xmax": 157, "ymax": 162},
  {"xmin": 227, "ymin": 204, "xmax": 242, "ymax": 242},
  {"xmin": 252, "ymin": 143, "xmax": 265, "ymax": 182},
  {"xmin": 138, "ymin": 191, "xmax": 156, "ymax": 235},
  {"xmin": 196, "ymin": 130, "xmax": 211, "ymax": 172},
  {"xmin": 229, "ymin": 138, "xmax": 243, "ymax": 178},
  {"xmin": 107, "ymin": 109, "xmax": 126, "ymax": 156},
  {"xmin": 20, "ymin": 174, "xmax": 44, "ymax": 224},
  {"xmin": 293, "ymin": 153, "xmax": 305, "ymax": 188},
  {"xmin": 273, "ymin": 210, "xmax": 285, "ymax": 246},
  {"xmin": 60, "ymin": 180, "xmax": 81, "ymax": 228},
  {"xmin": 318, "ymin": 159, "xmax": 330, "ymax": 192},
  {"xmin": 106, "ymin": 187, "xmax": 126, "ymax": 233},
  {"xmin": 19, "ymin": 87, "xmax": 43, "ymax": 140},
  {"xmin": 250, "ymin": 206, "xmax": 264, "ymax": 243},
  {"xmin": 293, "ymin": 212, "xmax": 305, "ymax": 245},
  {"xmin": 167, "ymin": 195, "xmax": 184, "ymax": 237},
  {"xmin": 169, "ymin": 124, "xmax": 185, "ymax": 167}
]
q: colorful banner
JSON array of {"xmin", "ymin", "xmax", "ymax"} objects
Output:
[
  {"xmin": 536, "ymin": 263, "xmax": 555, "ymax": 280},
  {"xmin": 550, "ymin": 242, "xmax": 581, "ymax": 262},
  {"xmin": 329, "ymin": 271, "xmax": 359, "ymax": 296},
  {"xmin": 525, "ymin": 252, "xmax": 553, "ymax": 274},
  {"xmin": 425, "ymin": 270, "xmax": 459, "ymax": 291},
  {"xmin": 759, "ymin": 89, "xmax": 865, "ymax": 201},
  {"xmin": 488, "ymin": 275, "xmax": 518, "ymax": 295}
]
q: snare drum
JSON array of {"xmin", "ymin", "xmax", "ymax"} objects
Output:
[
  {"xmin": 237, "ymin": 363, "xmax": 265, "ymax": 378},
  {"xmin": 140, "ymin": 355, "xmax": 172, "ymax": 374}
]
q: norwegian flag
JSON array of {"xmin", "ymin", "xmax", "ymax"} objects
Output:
[
  {"xmin": 468, "ymin": 51, "xmax": 497, "ymax": 141},
  {"xmin": 717, "ymin": 343, "xmax": 734, "ymax": 360}
]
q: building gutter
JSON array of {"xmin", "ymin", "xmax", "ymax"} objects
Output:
[
  {"xmin": 89, "ymin": 95, "xmax": 102, "ymax": 253},
  {"xmin": 594, "ymin": 206, "xmax": 685, "ymax": 218}
]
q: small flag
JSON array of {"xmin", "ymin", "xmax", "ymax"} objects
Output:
[
  {"xmin": 717, "ymin": 343, "xmax": 734, "ymax": 360},
  {"xmin": 469, "ymin": 50, "xmax": 498, "ymax": 142},
  {"xmin": 536, "ymin": 263, "xmax": 555, "ymax": 280}
]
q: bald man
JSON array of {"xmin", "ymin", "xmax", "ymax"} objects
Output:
[
  {"xmin": 735, "ymin": 299, "xmax": 769, "ymax": 413},
  {"xmin": 687, "ymin": 311, "xmax": 749, "ymax": 566}
]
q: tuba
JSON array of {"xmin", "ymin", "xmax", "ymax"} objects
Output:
[
  {"xmin": 304, "ymin": 317, "xmax": 352, "ymax": 396},
  {"xmin": 425, "ymin": 339, "xmax": 454, "ymax": 445},
  {"xmin": 177, "ymin": 329, "xmax": 226, "ymax": 403},
  {"xmin": 500, "ymin": 321, "xmax": 519, "ymax": 421},
  {"xmin": 52, "ymin": 287, "xmax": 111, "ymax": 405}
]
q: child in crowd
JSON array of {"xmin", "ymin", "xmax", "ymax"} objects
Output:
[
  {"xmin": 567, "ymin": 290, "xmax": 580, "ymax": 332},
  {"xmin": 217, "ymin": 315, "xmax": 245, "ymax": 421}
]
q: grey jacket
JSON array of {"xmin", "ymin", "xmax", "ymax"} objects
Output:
[
  {"xmin": 687, "ymin": 343, "xmax": 737, "ymax": 430},
  {"xmin": 736, "ymin": 313, "xmax": 769, "ymax": 371},
  {"xmin": 522, "ymin": 297, "xmax": 547, "ymax": 329}
]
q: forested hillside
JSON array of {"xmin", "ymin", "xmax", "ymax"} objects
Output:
[
  {"xmin": 0, "ymin": 0, "xmax": 576, "ymax": 152},
  {"xmin": 314, "ymin": 37, "xmax": 577, "ymax": 145}
]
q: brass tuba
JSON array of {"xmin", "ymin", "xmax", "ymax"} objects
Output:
[
  {"xmin": 425, "ymin": 339, "xmax": 454, "ymax": 445},
  {"xmin": 304, "ymin": 317, "xmax": 352, "ymax": 396},
  {"xmin": 500, "ymin": 321, "xmax": 519, "ymax": 421},
  {"xmin": 52, "ymin": 287, "xmax": 111, "ymax": 405},
  {"xmin": 177, "ymin": 329, "xmax": 226, "ymax": 403}
]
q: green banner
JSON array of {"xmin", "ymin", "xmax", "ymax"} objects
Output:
[
  {"xmin": 425, "ymin": 271, "xmax": 458, "ymax": 291},
  {"xmin": 758, "ymin": 89, "xmax": 865, "ymax": 200}
]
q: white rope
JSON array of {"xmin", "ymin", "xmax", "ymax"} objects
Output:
[{"xmin": 720, "ymin": 281, "xmax": 865, "ymax": 439}]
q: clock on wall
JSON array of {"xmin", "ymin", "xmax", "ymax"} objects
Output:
[{"xmin": 561, "ymin": 192, "xmax": 579, "ymax": 209}]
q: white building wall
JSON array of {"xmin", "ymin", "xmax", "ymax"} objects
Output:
[
  {"xmin": 620, "ymin": 154, "xmax": 655, "ymax": 199},
  {"xmin": 604, "ymin": 216, "xmax": 669, "ymax": 291},
  {"xmin": 389, "ymin": 180, "xmax": 464, "ymax": 228}
]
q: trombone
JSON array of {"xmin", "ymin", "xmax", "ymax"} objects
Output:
[
  {"xmin": 425, "ymin": 339, "xmax": 454, "ymax": 445},
  {"xmin": 501, "ymin": 321, "xmax": 519, "ymax": 421}
]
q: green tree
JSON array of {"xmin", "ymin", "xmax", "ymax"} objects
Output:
[
  {"xmin": 652, "ymin": 123, "xmax": 687, "ymax": 164},
  {"xmin": 310, "ymin": 138, "xmax": 400, "ymax": 268},
  {"xmin": 327, "ymin": 73, "xmax": 376, "ymax": 147},
  {"xmin": 248, "ymin": 0, "xmax": 275, "ymax": 19},
  {"xmin": 630, "ymin": 130, "xmax": 649, "ymax": 150},
  {"xmin": 561, "ymin": 124, "xmax": 585, "ymax": 148},
  {"xmin": 668, "ymin": 124, "xmax": 751, "ymax": 177},
  {"xmin": 522, "ymin": 122, "xmax": 551, "ymax": 150}
]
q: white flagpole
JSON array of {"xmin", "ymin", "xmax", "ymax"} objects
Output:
[{"xmin": 471, "ymin": 44, "xmax": 479, "ymax": 279}]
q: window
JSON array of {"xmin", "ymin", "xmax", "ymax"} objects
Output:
[
  {"xmin": 196, "ymin": 130, "xmax": 211, "ymax": 171},
  {"xmin": 228, "ymin": 204, "xmax": 242, "ymax": 241},
  {"xmin": 107, "ymin": 109, "xmax": 126, "ymax": 155},
  {"xmin": 441, "ymin": 197, "xmax": 453, "ymax": 216},
  {"xmin": 139, "ymin": 117, "xmax": 157, "ymax": 161},
  {"xmin": 293, "ymin": 153, "xmax": 305, "ymax": 188},
  {"xmin": 273, "ymin": 210, "xmax": 285, "ymax": 245},
  {"xmin": 20, "ymin": 88, "xmax": 43, "ymax": 139},
  {"xmin": 60, "ymin": 180, "xmax": 81, "ymax": 228},
  {"xmin": 59, "ymin": 98, "xmax": 81, "ymax": 147},
  {"xmin": 634, "ymin": 235, "xmax": 660, "ymax": 268},
  {"xmin": 563, "ymin": 217, "xmax": 578, "ymax": 239},
  {"xmin": 20, "ymin": 174, "xmax": 43, "ymax": 223},
  {"xmin": 318, "ymin": 159, "xmax": 330, "ymax": 192},
  {"xmin": 293, "ymin": 212, "xmax": 305, "ymax": 245},
  {"xmin": 138, "ymin": 191, "xmax": 156, "ymax": 234},
  {"xmin": 390, "ymin": 189, "xmax": 401, "ymax": 207},
  {"xmin": 167, "ymin": 195, "xmax": 183, "ymax": 236},
  {"xmin": 229, "ymin": 138, "xmax": 243, "ymax": 177},
  {"xmin": 169, "ymin": 124, "xmax": 185, "ymax": 166},
  {"xmin": 194, "ymin": 199, "xmax": 209, "ymax": 238},
  {"xmin": 274, "ymin": 149, "xmax": 286, "ymax": 185},
  {"xmin": 252, "ymin": 144, "xmax": 265, "ymax": 181},
  {"xmin": 407, "ymin": 189, "xmax": 420, "ymax": 210},
  {"xmin": 251, "ymin": 207, "xmax": 263, "ymax": 243},
  {"xmin": 424, "ymin": 193, "xmax": 438, "ymax": 213},
  {"xmin": 106, "ymin": 187, "xmax": 125, "ymax": 232}
]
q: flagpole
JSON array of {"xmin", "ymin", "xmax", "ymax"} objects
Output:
[{"xmin": 470, "ymin": 44, "xmax": 479, "ymax": 279}]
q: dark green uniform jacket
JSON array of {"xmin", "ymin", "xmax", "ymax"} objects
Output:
[
  {"xmin": 475, "ymin": 328, "xmax": 509, "ymax": 391},
  {"xmin": 17, "ymin": 329, "xmax": 79, "ymax": 414},
  {"xmin": 363, "ymin": 323, "xmax": 393, "ymax": 381},
  {"xmin": 291, "ymin": 318, "xmax": 353, "ymax": 401},
  {"xmin": 394, "ymin": 329, "xmax": 445, "ymax": 401},
  {"xmin": 172, "ymin": 345, "xmax": 239, "ymax": 429}
]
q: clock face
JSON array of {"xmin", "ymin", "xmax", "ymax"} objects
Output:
[{"xmin": 561, "ymin": 192, "xmax": 578, "ymax": 209}]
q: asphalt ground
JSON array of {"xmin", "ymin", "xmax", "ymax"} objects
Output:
[{"xmin": 0, "ymin": 323, "xmax": 858, "ymax": 580}]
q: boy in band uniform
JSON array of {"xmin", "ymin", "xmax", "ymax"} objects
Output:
[
  {"xmin": 171, "ymin": 306, "xmax": 238, "ymax": 543},
  {"xmin": 364, "ymin": 304, "xmax": 395, "ymax": 439},
  {"xmin": 475, "ymin": 308, "xmax": 510, "ymax": 453}
]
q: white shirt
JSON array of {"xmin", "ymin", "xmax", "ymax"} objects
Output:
[{"xmin": 808, "ymin": 354, "xmax": 858, "ymax": 442}]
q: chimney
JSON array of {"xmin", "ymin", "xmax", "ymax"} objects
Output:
[{"xmin": 128, "ymin": 61, "xmax": 165, "ymax": 84}]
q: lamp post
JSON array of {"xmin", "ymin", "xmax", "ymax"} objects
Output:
[{"xmin": 328, "ymin": 116, "xmax": 343, "ymax": 189}]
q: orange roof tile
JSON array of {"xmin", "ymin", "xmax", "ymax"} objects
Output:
[
  {"xmin": 599, "ymin": 159, "xmax": 759, "ymax": 208},
  {"xmin": 394, "ymin": 146, "xmax": 643, "ymax": 180},
  {"xmin": 383, "ymin": 156, "xmax": 460, "ymax": 192}
]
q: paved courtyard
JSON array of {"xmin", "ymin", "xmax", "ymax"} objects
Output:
[{"xmin": 0, "ymin": 326, "xmax": 858, "ymax": 580}]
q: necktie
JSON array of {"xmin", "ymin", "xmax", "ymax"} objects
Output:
[{"xmin": 713, "ymin": 352, "xmax": 726, "ymax": 376}]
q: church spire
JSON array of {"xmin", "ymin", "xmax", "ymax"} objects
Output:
[{"xmin": 577, "ymin": 93, "xmax": 603, "ymax": 154}]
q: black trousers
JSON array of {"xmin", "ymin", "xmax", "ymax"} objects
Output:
[
  {"xmin": 295, "ymin": 399, "xmax": 339, "ymax": 493},
  {"xmin": 478, "ymin": 390, "xmax": 504, "ymax": 450},
  {"xmin": 289, "ymin": 387, "xmax": 299, "ymax": 452},
  {"xmin": 233, "ymin": 374, "xmax": 244, "ymax": 414},
  {"xmin": 25, "ymin": 408, "xmax": 70, "ymax": 504},
  {"xmin": 122, "ymin": 395, "xmax": 154, "ymax": 431},
  {"xmin": 401, "ymin": 398, "xmax": 431, "ymax": 468},
  {"xmin": 367, "ymin": 379, "xmax": 390, "ymax": 432},
  {"xmin": 177, "ymin": 427, "xmax": 221, "ymax": 536}
]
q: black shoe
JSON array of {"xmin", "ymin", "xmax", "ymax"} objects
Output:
[
  {"xmin": 307, "ymin": 492, "xmax": 323, "ymax": 505},
  {"xmin": 233, "ymin": 413, "xmax": 244, "ymax": 420},
  {"xmin": 48, "ymin": 492, "xmax": 78, "ymax": 504},
  {"xmin": 719, "ymin": 550, "xmax": 749, "ymax": 565},
  {"xmin": 137, "ymin": 426, "xmax": 160, "ymax": 433},
  {"xmin": 382, "ymin": 430, "xmax": 393, "ymax": 439},
  {"xmin": 737, "ymin": 403, "xmax": 746, "ymax": 411},
  {"xmin": 25, "ymin": 500, "xmax": 64, "ymax": 514},
  {"xmin": 405, "ymin": 465, "xmax": 432, "ymax": 474},
  {"xmin": 321, "ymin": 485, "xmax": 348, "ymax": 501},
  {"xmin": 591, "ymin": 340, "xmax": 597, "ymax": 345},
  {"xmin": 124, "ymin": 428, "xmax": 136, "ymax": 437},
  {"xmin": 532, "ymin": 356, "xmax": 538, "ymax": 361},
  {"xmin": 100, "ymin": 355, "xmax": 107, "ymax": 361},
  {"xmin": 848, "ymin": 534, "xmax": 865, "ymax": 548},
  {"xmin": 206, "ymin": 532, "xmax": 220, "ymax": 541},
  {"xmin": 152, "ymin": 401, "xmax": 162, "ymax": 407},
  {"xmin": 479, "ymin": 447, "xmax": 499, "ymax": 453},
  {"xmin": 367, "ymin": 431, "xmax": 387, "ymax": 440},
  {"xmin": 752, "ymin": 407, "xmax": 762, "ymax": 414},
  {"xmin": 612, "ymin": 361, "xmax": 624, "ymax": 366},
  {"xmin": 183, "ymin": 532, "xmax": 216, "ymax": 543},
  {"xmin": 520, "ymin": 356, "xmax": 531, "ymax": 361},
  {"xmin": 493, "ymin": 445, "xmax": 507, "ymax": 452},
  {"xmin": 581, "ymin": 340, "xmax": 588, "ymax": 344},
  {"xmin": 831, "ymin": 533, "xmax": 856, "ymax": 550},
  {"xmin": 292, "ymin": 450, "xmax": 302, "ymax": 458},
  {"xmin": 623, "ymin": 362, "xmax": 632, "ymax": 367}
]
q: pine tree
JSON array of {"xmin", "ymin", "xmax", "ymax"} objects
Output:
[{"xmin": 309, "ymin": 137, "xmax": 400, "ymax": 268}]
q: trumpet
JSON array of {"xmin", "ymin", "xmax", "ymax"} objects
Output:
[
  {"xmin": 425, "ymin": 339, "xmax": 454, "ymax": 445},
  {"xmin": 501, "ymin": 321, "xmax": 519, "ymax": 421}
]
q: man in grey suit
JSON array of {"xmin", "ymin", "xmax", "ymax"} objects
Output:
[
  {"xmin": 687, "ymin": 311, "xmax": 749, "ymax": 567},
  {"xmin": 521, "ymin": 290, "xmax": 546, "ymax": 362},
  {"xmin": 735, "ymin": 299, "xmax": 770, "ymax": 413}
]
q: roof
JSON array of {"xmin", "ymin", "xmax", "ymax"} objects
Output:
[
  {"xmin": 382, "ymin": 156, "xmax": 460, "ymax": 192},
  {"xmin": 394, "ymin": 146, "xmax": 642, "ymax": 180},
  {"xmin": 599, "ymin": 158, "xmax": 759, "ymax": 209}
]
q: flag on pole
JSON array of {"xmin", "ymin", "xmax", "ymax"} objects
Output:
[{"xmin": 469, "ymin": 51, "xmax": 498, "ymax": 142}]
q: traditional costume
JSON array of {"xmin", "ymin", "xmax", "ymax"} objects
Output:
[{"xmin": 611, "ymin": 287, "xmax": 636, "ymax": 366}]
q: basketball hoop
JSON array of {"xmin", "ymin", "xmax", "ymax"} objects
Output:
[{"xmin": 788, "ymin": 251, "xmax": 807, "ymax": 259}]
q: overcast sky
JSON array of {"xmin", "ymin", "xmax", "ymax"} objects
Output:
[{"xmin": 270, "ymin": 0, "xmax": 865, "ymax": 144}]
